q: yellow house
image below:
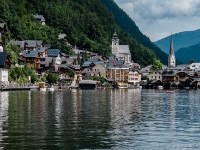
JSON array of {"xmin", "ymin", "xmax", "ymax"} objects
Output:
[
  {"xmin": 106, "ymin": 63, "xmax": 129, "ymax": 87},
  {"xmin": 93, "ymin": 64, "xmax": 106, "ymax": 78}
]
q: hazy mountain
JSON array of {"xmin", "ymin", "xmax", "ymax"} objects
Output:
[
  {"xmin": 154, "ymin": 29, "xmax": 200, "ymax": 54},
  {"xmin": 175, "ymin": 43, "xmax": 200, "ymax": 63}
]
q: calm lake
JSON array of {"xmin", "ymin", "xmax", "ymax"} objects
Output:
[{"xmin": 1, "ymin": 89, "xmax": 200, "ymax": 149}]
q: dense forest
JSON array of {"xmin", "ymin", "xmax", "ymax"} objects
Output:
[
  {"xmin": 0, "ymin": 0, "xmax": 162, "ymax": 67},
  {"xmin": 175, "ymin": 43, "xmax": 200, "ymax": 63},
  {"xmin": 100, "ymin": 0, "xmax": 168, "ymax": 65}
]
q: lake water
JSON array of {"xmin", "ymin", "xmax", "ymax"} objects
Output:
[{"xmin": 1, "ymin": 89, "xmax": 200, "ymax": 149}]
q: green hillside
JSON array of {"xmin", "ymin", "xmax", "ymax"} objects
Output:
[
  {"xmin": 175, "ymin": 43, "xmax": 200, "ymax": 63},
  {"xmin": 154, "ymin": 29, "xmax": 200, "ymax": 54},
  {"xmin": 1, "ymin": 0, "xmax": 159, "ymax": 66},
  {"xmin": 100, "ymin": 0, "xmax": 168, "ymax": 65}
]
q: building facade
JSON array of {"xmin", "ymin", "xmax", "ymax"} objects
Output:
[{"xmin": 111, "ymin": 32, "xmax": 131, "ymax": 63}]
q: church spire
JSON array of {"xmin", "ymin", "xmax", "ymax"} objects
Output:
[
  {"xmin": 169, "ymin": 34, "xmax": 174, "ymax": 56},
  {"xmin": 168, "ymin": 34, "xmax": 176, "ymax": 67}
]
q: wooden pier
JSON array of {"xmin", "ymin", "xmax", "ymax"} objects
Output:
[{"xmin": 1, "ymin": 86, "xmax": 39, "ymax": 91}]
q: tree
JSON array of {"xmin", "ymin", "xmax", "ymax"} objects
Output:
[
  {"xmin": 150, "ymin": 59, "xmax": 163, "ymax": 71},
  {"xmin": 188, "ymin": 59, "xmax": 196, "ymax": 64},
  {"xmin": 46, "ymin": 73, "xmax": 58, "ymax": 84}
]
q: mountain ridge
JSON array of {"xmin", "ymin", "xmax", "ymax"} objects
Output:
[{"xmin": 154, "ymin": 29, "xmax": 200, "ymax": 54}]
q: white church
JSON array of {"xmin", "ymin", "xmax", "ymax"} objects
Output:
[{"xmin": 111, "ymin": 32, "xmax": 131, "ymax": 63}]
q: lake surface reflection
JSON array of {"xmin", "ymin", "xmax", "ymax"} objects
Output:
[{"xmin": 1, "ymin": 89, "xmax": 200, "ymax": 149}]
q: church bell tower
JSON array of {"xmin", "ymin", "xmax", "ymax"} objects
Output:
[
  {"xmin": 111, "ymin": 32, "xmax": 119, "ymax": 56},
  {"xmin": 168, "ymin": 34, "xmax": 176, "ymax": 67}
]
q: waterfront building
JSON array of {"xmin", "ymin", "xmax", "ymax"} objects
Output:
[
  {"xmin": 106, "ymin": 63, "xmax": 129, "ymax": 87},
  {"xmin": 111, "ymin": 32, "xmax": 131, "ymax": 63},
  {"xmin": 149, "ymin": 70, "xmax": 163, "ymax": 81},
  {"xmin": 128, "ymin": 68, "xmax": 142, "ymax": 87},
  {"xmin": 0, "ymin": 52, "xmax": 11, "ymax": 85},
  {"xmin": 93, "ymin": 64, "xmax": 107, "ymax": 78},
  {"xmin": 168, "ymin": 34, "xmax": 176, "ymax": 67}
]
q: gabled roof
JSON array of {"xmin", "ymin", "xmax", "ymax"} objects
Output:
[
  {"xmin": 43, "ymin": 44, "xmax": 51, "ymax": 48},
  {"xmin": 119, "ymin": 45, "xmax": 130, "ymax": 53},
  {"xmin": 0, "ymin": 52, "xmax": 7, "ymax": 66},
  {"xmin": 40, "ymin": 57, "xmax": 52, "ymax": 67},
  {"xmin": 22, "ymin": 50, "xmax": 38, "ymax": 57},
  {"xmin": 79, "ymin": 80, "xmax": 98, "ymax": 84},
  {"xmin": 25, "ymin": 40, "xmax": 43, "ymax": 48},
  {"xmin": 10, "ymin": 40, "xmax": 26, "ymax": 49},
  {"xmin": 129, "ymin": 68, "xmax": 142, "ymax": 74},
  {"xmin": 47, "ymin": 49, "xmax": 60, "ymax": 57},
  {"xmin": 37, "ymin": 47, "xmax": 47, "ymax": 53},
  {"xmin": 106, "ymin": 63, "xmax": 129, "ymax": 69}
]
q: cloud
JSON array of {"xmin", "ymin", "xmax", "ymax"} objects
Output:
[
  {"xmin": 114, "ymin": 0, "xmax": 200, "ymax": 41},
  {"xmin": 131, "ymin": 0, "xmax": 200, "ymax": 22}
]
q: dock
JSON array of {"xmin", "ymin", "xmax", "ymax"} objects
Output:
[{"xmin": 1, "ymin": 86, "xmax": 39, "ymax": 91}]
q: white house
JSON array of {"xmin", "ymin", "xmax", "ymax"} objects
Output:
[{"xmin": 128, "ymin": 69, "xmax": 142, "ymax": 87}]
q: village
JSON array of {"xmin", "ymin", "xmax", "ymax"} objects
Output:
[{"xmin": 0, "ymin": 15, "xmax": 200, "ymax": 90}]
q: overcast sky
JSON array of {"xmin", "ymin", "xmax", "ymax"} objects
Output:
[{"xmin": 113, "ymin": 0, "xmax": 200, "ymax": 42}]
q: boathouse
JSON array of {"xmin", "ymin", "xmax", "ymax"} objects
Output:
[{"xmin": 79, "ymin": 80, "xmax": 99, "ymax": 89}]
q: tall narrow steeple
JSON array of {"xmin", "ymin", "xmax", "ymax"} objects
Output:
[{"xmin": 168, "ymin": 34, "xmax": 176, "ymax": 67}]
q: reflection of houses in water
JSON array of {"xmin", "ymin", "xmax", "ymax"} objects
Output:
[
  {"xmin": 0, "ymin": 92, "xmax": 9, "ymax": 141},
  {"xmin": 168, "ymin": 93, "xmax": 175, "ymax": 131},
  {"xmin": 110, "ymin": 89, "xmax": 141, "ymax": 129}
]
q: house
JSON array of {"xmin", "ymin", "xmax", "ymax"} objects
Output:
[
  {"xmin": 25, "ymin": 40, "xmax": 43, "ymax": 50},
  {"xmin": 10, "ymin": 40, "xmax": 26, "ymax": 51},
  {"xmin": 93, "ymin": 64, "xmax": 107, "ymax": 78},
  {"xmin": 176, "ymin": 71, "xmax": 190, "ymax": 82},
  {"xmin": 162, "ymin": 68, "xmax": 178, "ymax": 89},
  {"xmin": 37, "ymin": 47, "xmax": 48, "ymax": 57},
  {"xmin": 0, "ymin": 52, "xmax": 11, "ymax": 85},
  {"xmin": 20, "ymin": 50, "xmax": 40, "ymax": 69},
  {"xmin": 47, "ymin": 49, "xmax": 61, "ymax": 72},
  {"xmin": 82, "ymin": 61, "xmax": 105, "ymax": 69},
  {"xmin": 149, "ymin": 70, "xmax": 163, "ymax": 81},
  {"xmin": 33, "ymin": 14, "xmax": 45, "ymax": 25},
  {"xmin": 81, "ymin": 68, "xmax": 100, "ymax": 79},
  {"xmin": 79, "ymin": 80, "xmax": 99, "ymax": 89},
  {"xmin": 106, "ymin": 63, "xmax": 129, "ymax": 87},
  {"xmin": 141, "ymin": 65, "xmax": 152, "ymax": 79},
  {"xmin": 147, "ymin": 80, "xmax": 163, "ymax": 89},
  {"xmin": 39, "ymin": 57, "xmax": 53, "ymax": 71},
  {"xmin": 187, "ymin": 63, "xmax": 200, "ymax": 71},
  {"xmin": 128, "ymin": 68, "xmax": 142, "ymax": 87}
]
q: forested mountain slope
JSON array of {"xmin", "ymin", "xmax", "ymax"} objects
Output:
[
  {"xmin": 175, "ymin": 43, "xmax": 200, "ymax": 63},
  {"xmin": 100, "ymin": 0, "xmax": 169, "ymax": 65},
  {"xmin": 1, "ymin": 0, "xmax": 160, "ymax": 66}
]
